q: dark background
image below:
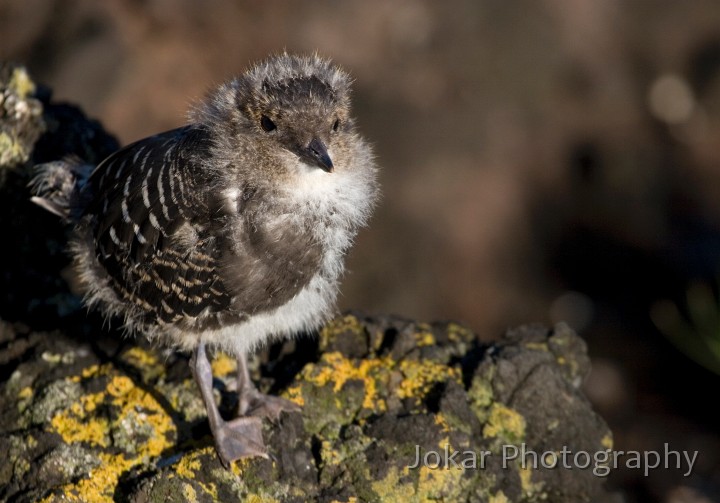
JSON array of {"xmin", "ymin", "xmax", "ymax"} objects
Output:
[{"xmin": 3, "ymin": 1, "xmax": 720, "ymax": 500}]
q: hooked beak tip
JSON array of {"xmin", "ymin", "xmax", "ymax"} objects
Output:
[{"xmin": 307, "ymin": 138, "xmax": 334, "ymax": 173}]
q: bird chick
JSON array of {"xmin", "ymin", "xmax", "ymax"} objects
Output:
[{"xmin": 31, "ymin": 54, "xmax": 378, "ymax": 467}]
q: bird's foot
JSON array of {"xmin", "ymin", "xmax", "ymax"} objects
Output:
[
  {"xmin": 213, "ymin": 415, "xmax": 269, "ymax": 469},
  {"xmin": 239, "ymin": 388, "xmax": 301, "ymax": 421}
]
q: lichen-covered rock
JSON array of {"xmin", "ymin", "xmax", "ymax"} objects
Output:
[
  {"xmin": 0, "ymin": 315, "xmax": 611, "ymax": 503},
  {"xmin": 0, "ymin": 64, "xmax": 44, "ymax": 172}
]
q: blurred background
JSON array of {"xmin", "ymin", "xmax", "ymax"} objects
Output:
[{"xmin": 3, "ymin": 0, "xmax": 720, "ymax": 500}]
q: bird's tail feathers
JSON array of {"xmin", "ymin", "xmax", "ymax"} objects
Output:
[{"xmin": 29, "ymin": 157, "xmax": 92, "ymax": 221}]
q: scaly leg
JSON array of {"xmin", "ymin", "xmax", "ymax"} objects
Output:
[
  {"xmin": 236, "ymin": 352, "xmax": 301, "ymax": 419},
  {"xmin": 190, "ymin": 342, "xmax": 268, "ymax": 468}
]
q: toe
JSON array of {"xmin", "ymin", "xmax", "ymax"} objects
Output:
[
  {"xmin": 246, "ymin": 394, "xmax": 301, "ymax": 421},
  {"xmin": 214, "ymin": 417, "xmax": 269, "ymax": 468}
]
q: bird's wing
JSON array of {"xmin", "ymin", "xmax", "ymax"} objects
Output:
[
  {"xmin": 85, "ymin": 126, "xmax": 207, "ymax": 260},
  {"xmin": 83, "ymin": 126, "xmax": 234, "ymax": 323}
]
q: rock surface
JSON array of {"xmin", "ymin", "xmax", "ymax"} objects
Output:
[
  {"xmin": 1, "ymin": 316, "xmax": 611, "ymax": 503},
  {"xmin": 0, "ymin": 63, "xmax": 612, "ymax": 502}
]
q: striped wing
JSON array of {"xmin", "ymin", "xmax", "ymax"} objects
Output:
[{"xmin": 84, "ymin": 126, "xmax": 233, "ymax": 324}]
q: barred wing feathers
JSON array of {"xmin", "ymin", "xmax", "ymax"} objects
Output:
[{"xmin": 83, "ymin": 126, "xmax": 233, "ymax": 324}]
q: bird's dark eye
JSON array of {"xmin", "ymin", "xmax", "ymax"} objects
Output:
[
  {"xmin": 332, "ymin": 118, "xmax": 340, "ymax": 132},
  {"xmin": 260, "ymin": 115, "xmax": 276, "ymax": 132}
]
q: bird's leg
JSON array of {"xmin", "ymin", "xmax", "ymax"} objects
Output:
[
  {"xmin": 236, "ymin": 352, "xmax": 301, "ymax": 420},
  {"xmin": 190, "ymin": 342, "xmax": 268, "ymax": 468}
]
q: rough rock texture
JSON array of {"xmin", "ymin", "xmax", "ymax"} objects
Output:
[
  {"xmin": 0, "ymin": 316, "xmax": 611, "ymax": 503},
  {"xmin": 0, "ymin": 63, "xmax": 612, "ymax": 502}
]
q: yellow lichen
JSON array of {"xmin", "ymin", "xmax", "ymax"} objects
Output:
[
  {"xmin": 415, "ymin": 331, "xmax": 436, "ymax": 347},
  {"xmin": 41, "ymin": 352, "xmax": 63, "ymax": 364},
  {"xmin": 372, "ymin": 463, "xmax": 465, "ymax": 502},
  {"xmin": 51, "ymin": 453, "xmax": 132, "ymax": 503},
  {"xmin": 124, "ymin": 346, "xmax": 159, "ymax": 367},
  {"xmin": 319, "ymin": 314, "xmax": 366, "ymax": 349},
  {"xmin": 396, "ymin": 359, "xmax": 459, "ymax": 401},
  {"xmin": 44, "ymin": 365, "xmax": 176, "ymax": 503},
  {"xmin": 50, "ymin": 390, "xmax": 109, "ymax": 447},
  {"xmin": 371, "ymin": 466, "xmax": 416, "ymax": 500},
  {"xmin": 10, "ymin": 67, "xmax": 36, "ymax": 99},
  {"xmin": 17, "ymin": 386, "xmax": 32, "ymax": 399},
  {"xmin": 115, "ymin": 385, "xmax": 175, "ymax": 460},
  {"xmin": 434, "ymin": 413, "xmax": 451, "ymax": 433},
  {"xmin": 301, "ymin": 352, "xmax": 389, "ymax": 412},
  {"xmin": 519, "ymin": 465, "xmax": 544, "ymax": 498},
  {"xmin": 524, "ymin": 342, "xmax": 548, "ymax": 352},
  {"xmin": 211, "ymin": 352, "xmax": 237, "ymax": 376},
  {"xmin": 321, "ymin": 438, "xmax": 343, "ymax": 467},
  {"xmin": 301, "ymin": 350, "xmax": 463, "ymax": 414},
  {"xmin": 601, "ymin": 433, "xmax": 613, "ymax": 450},
  {"xmin": 488, "ymin": 491, "xmax": 509, "ymax": 503},
  {"xmin": 519, "ymin": 465, "xmax": 532, "ymax": 490},
  {"xmin": 245, "ymin": 495, "xmax": 280, "ymax": 503},
  {"xmin": 201, "ymin": 481, "xmax": 219, "ymax": 500},
  {"xmin": 121, "ymin": 346, "xmax": 166, "ymax": 381},
  {"xmin": 173, "ymin": 447, "xmax": 221, "ymax": 498},
  {"xmin": 76, "ymin": 363, "xmax": 112, "ymax": 381},
  {"xmin": 446, "ymin": 323, "xmax": 474, "ymax": 343},
  {"xmin": 183, "ymin": 482, "xmax": 198, "ymax": 502},
  {"xmin": 323, "ymin": 314, "xmax": 365, "ymax": 335},
  {"xmin": 482, "ymin": 404, "xmax": 526, "ymax": 442},
  {"xmin": 175, "ymin": 452, "xmax": 202, "ymax": 479},
  {"xmin": 107, "ymin": 375, "xmax": 134, "ymax": 397},
  {"xmin": 231, "ymin": 455, "xmax": 255, "ymax": 478},
  {"xmin": 282, "ymin": 384, "xmax": 305, "ymax": 407}
]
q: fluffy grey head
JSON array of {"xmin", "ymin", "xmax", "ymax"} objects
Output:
[{"xmin": 194, "ymin": 54, "xmax": 359, "ymax": 183}]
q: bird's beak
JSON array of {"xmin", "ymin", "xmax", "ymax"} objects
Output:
[{"xmin": 306, "ymin": 138, "xmax": 334, "ymax": 173}]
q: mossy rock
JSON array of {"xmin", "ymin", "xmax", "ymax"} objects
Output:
[{"xmin": 0, "ymin": 315, "xmax": 610, "ymax": 503}]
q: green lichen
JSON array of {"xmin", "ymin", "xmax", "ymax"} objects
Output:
[
  {"xmin": 0, "ymin": 131, "xmax": 24, "ymax": 166},
  {"xmin": 29, "ymin": 379, "xmax": 84, "ymax": 427},
  {"xmin": 36, "ymin": 443, "xmax": 102, "ymax": 484},
  {"xmin": 370, "ymin": 463, "xmax": 469, "ymax": 502},
  {"xmin": 9, "ymin": 67, "xmax": 36, "ymax": 99},
  {"xmin": 468, "ymin": 366, "xmax": 495, "ymax": 422},
  {"xmin": 483, "ymin": 403, "xmax": 526, "ymax": 443},
  {"xmin": 2, "ymin": 312, "xmax": 609, "ymax": 502},
  {"xmin": 1, "ymin": 434, "xmax": 32, "ymax": 486},
  {"xmin": 0, "ymin": 63, "xmax": 44, "ymax": 169}
]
